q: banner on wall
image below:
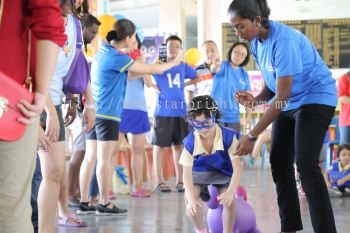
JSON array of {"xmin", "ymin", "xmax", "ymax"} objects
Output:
[{"xmin": 141, "ymin": 36, "xmax": 164, "ymax": 64}]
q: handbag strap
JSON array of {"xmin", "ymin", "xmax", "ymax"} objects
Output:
[
  {"xmin": 23, "ymin": 32, "xmax": 33, "ymax": 93},
  {"xmin": 0, "ymin": 0, "xmax": 32, "ymax": 93}
]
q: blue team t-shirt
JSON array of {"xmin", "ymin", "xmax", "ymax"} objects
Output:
[
  {"xmin": 123, "ymin": 78, "xmax": 148, "ymax": 112},
  {"xmin": 250, "ymin": 20, "xmax": 337, "ymax": 111},
  {"xmin": 153, "ymin": 63, "xmax": 196, "ymax": 117},
  {"xmin": 91, "ymin": 43, "xmax": 134, "ymax": 122},
  {"xmin": 211, "ymin": 61, "xmax": 251, "ymax": 123}
]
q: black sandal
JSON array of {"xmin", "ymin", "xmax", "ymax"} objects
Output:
[
  {"xmin": 97, "ymin": 202, "xmax": 127, "ymax": 215},
  {"xmin": 155, "ymin": 182, "xmax": 172, "ymax": 192}
]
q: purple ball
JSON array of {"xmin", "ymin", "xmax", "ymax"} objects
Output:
[
  {"xmin": 207, "ymin": 205, "xmax": 224, "ymax": 233},
  {"xmin": 207, "ymin": 187, "xmax": 260, "ymax": 233},
  {"xmin": 232, "ymin": 197, "xmax": 260, "ymax": 233}
]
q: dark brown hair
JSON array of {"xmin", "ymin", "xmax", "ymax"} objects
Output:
[
  {"xmin": 106, "ymin": 19, "xmax": 136, "ymax": 43},
  {"xmin": 188, "ymin": 95, "xmax": 221, "ymax": 122},
  {"xmin": 166, "ymin": 35, "xmax": 182, "ymax": 45},
  {"xmin": 71, "ymin": 0, "xmax": 89, "ymax": 19},
  {"xmin": 337, "ymin": 144, "xmax": 350, "ymax": 158},
  {"xmin": 81, "ymin": 14, "xmax": 101, "ymax": 28},
  {"xmin": 228, "ymin": 0, "xmax": 270, "ymax": 29}
]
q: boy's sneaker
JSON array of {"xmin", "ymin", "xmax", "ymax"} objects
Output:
[
  {"xmin": 96, "ymin": 202, "xmax": 127, "ymax": 216},
  {"xmin": 328, "ymin": 186, "xmax": 342, "ymax": 197},
  {"xmin": 76, "ymin": 202, "xmax": 97, "ymax": 215}
]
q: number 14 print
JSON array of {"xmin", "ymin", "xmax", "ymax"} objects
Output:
[{"xmin": 167, "ymin": 73, "xmax": 181, "ymax": 88}]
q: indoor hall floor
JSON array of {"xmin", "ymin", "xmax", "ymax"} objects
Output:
[{"xmin": 58, "ymin": 168, "xmax": 350, "ymax": 233}]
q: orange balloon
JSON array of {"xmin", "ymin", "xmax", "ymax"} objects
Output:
[
  {"xmin": 185, "ymin": 48, "xmax": 201, "ymax": 67},
  {"xmin": 97, "ymin": 15, "xmax": 117, "ymax": 39}
]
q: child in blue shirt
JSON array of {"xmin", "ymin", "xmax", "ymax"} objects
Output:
[
  {"xmin": 324, "ymin": 144, "xmax": 350, "ymax": 196},
  {"xmin": 152, "ymin": 35, "xmax": 198, "ymax": 193},
  {"xmin": 180, "ymin": 95, "xmax": 243, "ymax": 233}
]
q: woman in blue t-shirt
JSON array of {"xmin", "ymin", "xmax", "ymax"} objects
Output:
[
  {"xmin": 119, "ymin": 35, "xmax": 152, "ymax": 198},
  {"xmin": 78, "ymin": 18, "xmax": 181, "ymax": 215},
  {"xmin": 228, "ymin": 0, "xmax": 337, "ymax": 233},
  {"xmin": 211, "ymin": 42, "xmax": 252, "ymax": 133}
]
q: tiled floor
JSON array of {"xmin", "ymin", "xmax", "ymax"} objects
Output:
[{"xmin": 58, "ymin": 167, "xmax": 350, "ymax": 233}]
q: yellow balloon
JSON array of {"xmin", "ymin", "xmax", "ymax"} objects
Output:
[
  {"xmin": 185, "ymin": 48, "xmax": 201, "ymax": 67},
  {"xmin": 97, "ymin": 15, "xmax": 117, "ymax": 39}
]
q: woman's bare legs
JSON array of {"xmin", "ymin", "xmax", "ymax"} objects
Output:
[{"xmin": 38, "ymin": 142, "xmax": 65, "ymax": 233}]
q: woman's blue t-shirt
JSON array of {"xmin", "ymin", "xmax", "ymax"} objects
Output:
[
  {"xmin": 211, "ymin": 61, "xmax": 251, "ymax": 123},
  {"xmin": 91, "ymin": 43, "xmax": 134, "ymax": 122},
  {"xmin": 250, "ymin": 20, "xmax": 337, "ymax": 111}
]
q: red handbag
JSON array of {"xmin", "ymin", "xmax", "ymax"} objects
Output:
[
  {"xmin": 0, "ymin": 0, "xmax": 34, "ymax": 141},
  {"xmin": 0, "ymin": 72, "xmax": 34, "ymax": 141}
]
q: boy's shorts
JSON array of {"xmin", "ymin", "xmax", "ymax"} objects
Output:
[{"xmin": 152, "ymin": 116, "xmax": 188, "ymax": 147}]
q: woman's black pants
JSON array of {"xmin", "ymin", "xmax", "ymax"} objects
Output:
[{"xmin": 270, "ymin": 104, "xmax": 337, "ymax": 233}]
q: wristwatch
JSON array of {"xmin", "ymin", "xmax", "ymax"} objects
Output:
[
  {"xmin": 85, "ymin": 101, "xmax": 97, "ymax": 112},
  {"xmin": 247, "ymin": 132, "xmax": 257, "ymax": 142}
]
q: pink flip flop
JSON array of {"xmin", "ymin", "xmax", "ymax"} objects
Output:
[
  {"xmin": 130, "ymin": 188, "xmax": 151, "ymax": 198},
  {"xmin": 109, "ymin": 191, "xmax": 117, "ymax": 200},
  {"xmin": 58, "ymin": 214, "xmax": 87, "ymax": 227}
]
